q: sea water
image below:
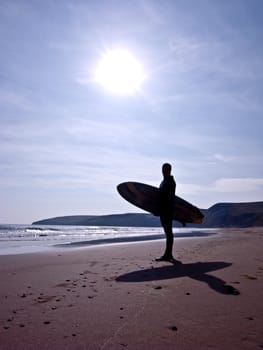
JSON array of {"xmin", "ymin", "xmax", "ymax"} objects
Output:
[{"xmin": 0, "ymin": 224, "xmax": 217, "ymax": 255}]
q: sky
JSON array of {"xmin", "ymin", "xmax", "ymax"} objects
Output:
[{"xmin": 0, "ymin": 0, "xmax": 263, "ymax": 224}]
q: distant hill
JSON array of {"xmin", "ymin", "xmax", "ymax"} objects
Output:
[
  {"xmin": 32, "ymin": 213, "xmax": 162, "ymax": 227},
  {"xmin": 201, "ymin": 202, "xmax": 263, "ymax": 227},
  {"xmin": 32, "ymin": 202, "xmax": 263, "ymax": 228}
]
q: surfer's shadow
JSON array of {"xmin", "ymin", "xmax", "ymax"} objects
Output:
[{"xmin": 116, "ymin": 261, "xmax": 240, "ymax": 295}]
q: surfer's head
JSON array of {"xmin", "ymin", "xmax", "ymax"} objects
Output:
[{"xmin": 162, "ymin": 163, "xmax": 172, "ymax": 177}]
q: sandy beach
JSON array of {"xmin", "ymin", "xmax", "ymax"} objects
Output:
[{"xmin": 0, "ymin": 228, "xmax": 262, "ymax": 350}]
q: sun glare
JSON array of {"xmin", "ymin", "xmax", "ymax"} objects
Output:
[{"xmin": 95, "ymin": 49, "xmax": 145, "ymax": 95}]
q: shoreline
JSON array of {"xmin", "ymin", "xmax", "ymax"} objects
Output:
[
  {"xmin": 55, "ymin": 229, "xmax": 218, "ymax": 247},
  {"xmin": 0, "ymin": 227, "xmax": 219, "ymax": 256},
  {"xmin": 0, "ymin": 227, "xmax": 262, "ymax": 349}
]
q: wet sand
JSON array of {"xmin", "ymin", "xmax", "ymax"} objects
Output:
[{"xmin": 0, "ymin": 228, "xmax": 262, "ymax": 350}]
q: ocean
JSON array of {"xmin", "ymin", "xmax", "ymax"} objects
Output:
[{"xmin": 0, "ymin": 224, "xmax": 217, "ymax": 255}]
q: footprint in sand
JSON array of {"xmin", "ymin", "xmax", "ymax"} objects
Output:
[
  {"xmin": 242, "ymin": 274, "xmax": 258, "ymax": 280},
  {"xmin": 88, "ymin": 261, "xmax": 98, "ymax": 268},
  {"xmin": 154, "ymin": 286, "xmax": 163, "ymax": 290},
  {"xmin": 55, "ymin": 282, "xmax": 71, "ymax": 288},
  {"xmin": 36, "ymin": 295, "xmax": 56, "ymax": 304},
  {"xmin": 119, "ymin": 343, "xmax": 128, "ymax": 347}
]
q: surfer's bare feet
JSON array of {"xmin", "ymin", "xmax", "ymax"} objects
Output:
[
  {"xmin": 155, "ymin": 255, "xmax": 173, "ymax": 261},
  {"xmin": 155, "ymin": 255, "xmax": 180, "ymax": 263}
]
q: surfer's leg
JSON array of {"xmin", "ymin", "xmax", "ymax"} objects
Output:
[
  {"xmin": 164, "ymin": 218, "xmax": 174, "ymax": 257},
  {"xmin": 159, "ymin": 215, "xmax": 174, "ymax": 259}
]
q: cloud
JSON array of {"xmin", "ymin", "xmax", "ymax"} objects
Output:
[
  {"xmin": 211, "ymin": 154, "xmax": 237, "ymax": 163},
  {"xmin": 181, "ymin": 178, "xmax": 263, "ymax": 195},
  {"xmin": 0, "ymin": 89, "xmax": 34, "ymax": 111},
  {"xmin": 179, "ymin": 177, "xmax": 263, "ymax": 208},
  {"xmin": 214, "ymin": 178, "xmax": 263, "ymax": 193},
  {"xmin": 0, "ymin": 113, "xmax": 165, "ymax": 191}
]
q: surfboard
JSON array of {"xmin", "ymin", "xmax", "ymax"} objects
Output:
[{"xmin": 117, "ymin": 182, "xmax": 204, "ymax": 225}]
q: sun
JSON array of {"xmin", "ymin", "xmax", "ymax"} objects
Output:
[{"xmin": 94, "ymin": 49, "xmax": 145, "ymax": 95}]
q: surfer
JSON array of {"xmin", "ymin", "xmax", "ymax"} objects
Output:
[{"xmin": 155, "ymin": 163, "xmax": 176, "ymax": 262}]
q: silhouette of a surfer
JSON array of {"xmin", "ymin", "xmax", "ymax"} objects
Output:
[{"xmin": 155, "ymin": 163, "xmax": 178, "ymax": 263}]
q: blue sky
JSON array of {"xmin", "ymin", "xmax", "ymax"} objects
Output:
[{"xmin": 1, "ymin": 0, "xmax": 263, "ymax": 224}]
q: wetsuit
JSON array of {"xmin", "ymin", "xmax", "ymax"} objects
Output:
[{"xmin": 159, "ymin": 175, "xmax": 176, "ymax": 258}]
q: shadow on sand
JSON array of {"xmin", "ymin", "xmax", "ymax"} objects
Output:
[{"xmin": 116, "ymin": 261, "xmax": 240, "ymax": 295}]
